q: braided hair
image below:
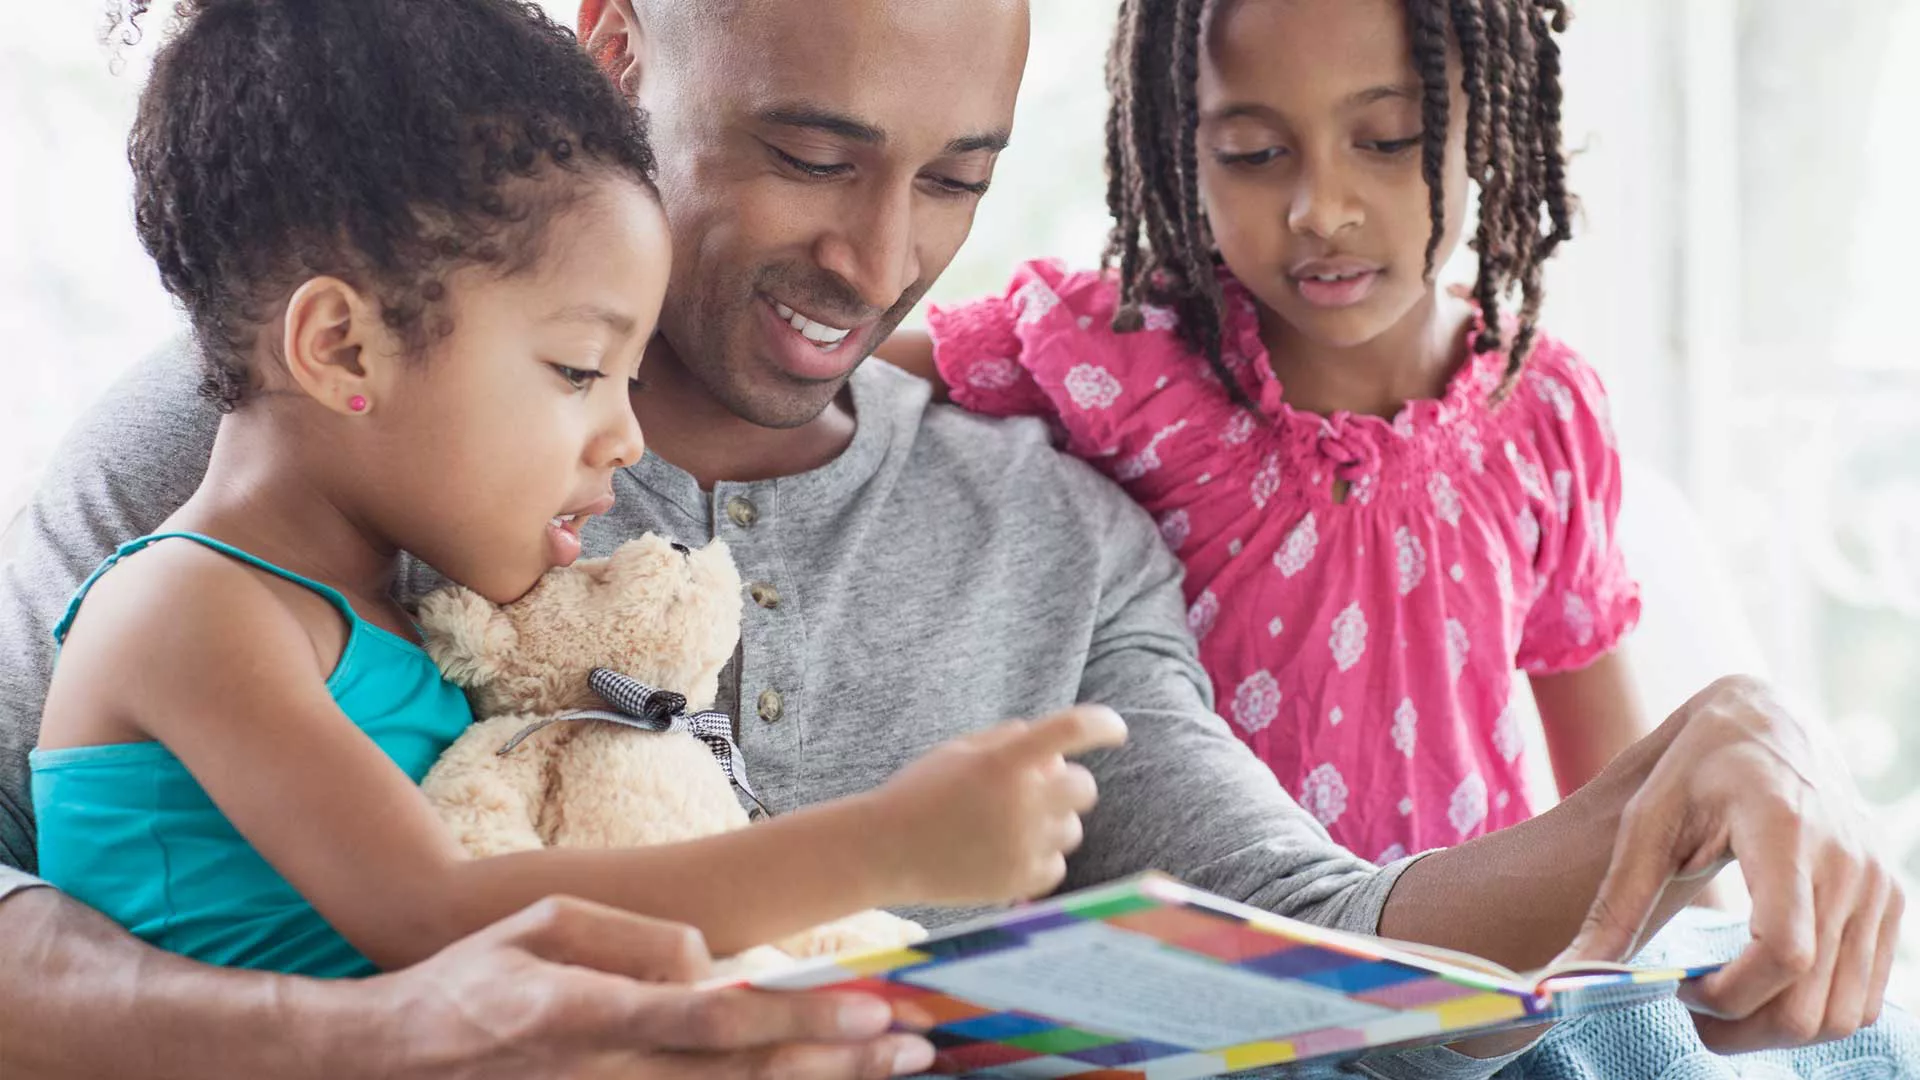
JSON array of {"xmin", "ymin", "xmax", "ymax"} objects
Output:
[
  {"xmin": 102, "ymin": 0, "xmax": 656, "ymax": 410},
  {"xmin": 1104, "ymin": 0, "xmax": 1575, "ymax": 408}
]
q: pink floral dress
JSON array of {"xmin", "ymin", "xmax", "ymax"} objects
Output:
[{"xmin": 927, "ymin": 260, "xmax": 1640, "ymax": 863}]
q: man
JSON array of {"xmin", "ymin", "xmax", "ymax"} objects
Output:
[{"xmin": 0, "ymin": 1, "xmax": 1906, "ymax": 1077}]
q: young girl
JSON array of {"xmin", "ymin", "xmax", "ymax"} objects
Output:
[
  {"xmin": 32, "ymin": 0, "xmax": 1120, "ymax": 979},
  {"xmin": 884, "ymin": 0, "xmax": 1647, "ymax": 867}
]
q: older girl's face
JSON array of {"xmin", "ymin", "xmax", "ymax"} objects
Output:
[{"xmin": 1195, "ymin": 0, "xmax": 1470, "ymax": 352}]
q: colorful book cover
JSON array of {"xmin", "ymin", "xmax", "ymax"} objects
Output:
[{"xmin": 740, "ymin": 873, "xmax": 1719, "ymax": 1078}]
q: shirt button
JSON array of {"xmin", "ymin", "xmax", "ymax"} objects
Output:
[
  {"xmin": 726, "ymin": 496, "xmax": 759, "ymax": 529},
  {"xmin": 757, "ymin": 689, "xmax": 784, "ymax": 723},
  {"xmin": 749, "ymin": 582, "xmax": 781, "ymax": 609}
]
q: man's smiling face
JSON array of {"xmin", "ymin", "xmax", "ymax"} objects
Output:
[{"xmin": 632, "ymin": 0, "xmax": 1028, "ymax": 429}]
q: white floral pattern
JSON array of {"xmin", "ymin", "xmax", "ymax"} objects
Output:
[
  {"xmin": 1376, "ymin": 843, "xmax": 1409, "ymax": 865},
  {"xmin": 1328, "ymin": 705, "xmax": 1343, "ymax": 726},
  {"xmin": 1221, "ymin": 412, "xmax": 1257, "ymax": 446},
  {"xmin": 1446, "ymin": 619, "xmax": 1470, "ymax": 681},
  {"xmin": 1395, "ymin": 527, "xmax": 1426, "ymax": 596},
  {"xmin": 1428, "ymin": 471, "xmax": 1463, "ymax": 526},
  {"xmin": 1274, "ymin": 512, "xmax": 1318, "ymax": 577},
  {"xmin": 1449, "ymin": 772, "xmax": 1489, "ymax": 836},
  {"xmin": 1063, "ymin": 364, "xmax": 1123, "ymax": 411},
  {"xmin": 1158, "ymin": 509, "xmax": 1191, "ymax": 551},
  {"xmin": 1012, "ymin": 279, "xmax": 1060, "ymax": 325},
  {"xmin": 1187, "ymin": 589, "xmax": 1219, "ymax": 641},
  {"xmin": 1269, "ymin": 616, "xmax": 1284, "ymax": 637},
  {"xmin": 1330, "ymin": 602, "xmax": 1368, "ymax": 672},
  {"xmin": 1553, "ymin": 469, "xmax": 1574, "ymax": 522},
  {"xmin": 1113, "ymin": 420, "xmax": 1189, "ymax": 482},
  {"xmin": 965, "ymin": 356, "xmax": 1023, "ymax": 391},
  {"xmin": 1299, "ymin": 763, "xmax": 1349, "ymax": 827},
  {"xmin": 1588, "ymin": 497, "xmax": 1609, "ymax": 553},
  {"xmin": 1507, "ymin": 440, "xmax": 1549, "ymax": 500},
  {"xmin": 1398, "ymin": 797, "xmax": 1415, "ymax": 816},
  {"xmin": 1564, "ymin": 592, "xmax": 1595, "ymax": 647},
  {"xmin": 1391, "ymin": 698, "xmax": 1418, "ymax": 758},
  {"xmin": 1492, "ymin": 699, "xmax": 1525, "ymax": 764},
  {"xmin": 1518, "ymin": 506, "xmax": 1542, "ymax": 562},
  {"xmin": 1250, "ymin": 451, "xmax": 1282, "ymax": 509},
  {"xmin": 1460, "ymin": 428, "xmax": 1486, "ymax": 474},
  {"xmin": 1230, "ymin": 670, "xmax": 1282, "ymax": 734},
  {"xmin": 1140, "ymin": 305, "xmax": 1179, "ymax": 332},
  {"xmin": 1535, "ymin": 374, "xmax": 1576, "ymax": 423}
]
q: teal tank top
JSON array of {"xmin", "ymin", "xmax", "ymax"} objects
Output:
[{"xmin": 30, "ymin": 533, "xmax": 474, "ymax": 978}]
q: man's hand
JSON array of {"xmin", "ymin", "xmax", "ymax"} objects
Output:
[
  {"xmin": 1561, "ymin": 676, "xmax": 1904, "ymax": 1054},
  {"xmin": 364, "ymin": 896, "xmax": 936, "ymax": 1079}
]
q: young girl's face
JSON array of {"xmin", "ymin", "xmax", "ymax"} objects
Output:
[
  {"xmin": 362, "ymin": 176, "xmax": 671, "ymax": 603},
  {"xmin": 1195, "ymin": 0, "xmax": 1469, "ymax": 351}
]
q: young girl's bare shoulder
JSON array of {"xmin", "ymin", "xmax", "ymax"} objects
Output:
[{"xmin": 49, "ymin": 539, "xmax": 341, "ymax": 724}]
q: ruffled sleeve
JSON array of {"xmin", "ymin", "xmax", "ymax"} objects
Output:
[
  {"xmin": 1515, "ymin": 341, "xmax": 1643, "ymax": 674},
  {"xmin": 928, "ymin": 259, "xmax": 1213, "ymax": 473},
  {"xmin": 926, "ymin": 260, "xmax": 1071, "ymax": 422}
]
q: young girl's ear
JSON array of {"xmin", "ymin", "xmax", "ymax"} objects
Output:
[
  {"xmin": 580, "ymin": 0, "xmax": 647, "ymax": 101},
  {"xmin": 280, "ymin": 276, "xmax": 390, "ymax": 417}
]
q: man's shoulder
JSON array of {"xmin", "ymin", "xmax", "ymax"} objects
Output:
[{"xmin": 860, "ymin": 362, "xmax": 1165, "ymax": 554}]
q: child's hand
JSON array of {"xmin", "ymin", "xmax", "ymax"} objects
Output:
[{"xmin": 868, "ymin": 706, "xmax": 1128, "ymax": 906}]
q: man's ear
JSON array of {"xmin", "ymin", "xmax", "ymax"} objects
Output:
[
  {"xmin": 580, "ymin": 0, "xmax": 646, "ymax": 100},
  {"xmin": 280, "ymin": 276, "xmax": 388, "ymax": 417}
]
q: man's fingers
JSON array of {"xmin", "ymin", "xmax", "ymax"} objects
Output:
[
  {"xmin": 1816, "ymin": 880, "xmax": 1888, "ymax": 1042},
  {"xmin": 624, "ymin": 986, "xmax": 900, "ymax": 1053},
  {"xmin": 651, "ymin": 1035, "xmax": 936, "ymax": 1080},
  {"xmin": 495, "ymin": 896, "xmax": 713, "ymax": 983},
  {"xmin": 1559, "ymin": 801, "xmax": 1675, "ymax": 964},
  {"xmin": 1863, "ymin": 878, "xmax": 1905, "ymax": 1026},
  {"xmin": 1691, "ymin": 815, "xmax": 1820, "ymax": 1023},
  {"xmin": 1002, "ymin": 706, "xmax": 1128, "ymax": 762}
]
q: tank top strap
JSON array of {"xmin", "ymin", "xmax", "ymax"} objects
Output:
[{"xmin": 53, "ymin": 532, "xmax": 360, "ymax": 647}]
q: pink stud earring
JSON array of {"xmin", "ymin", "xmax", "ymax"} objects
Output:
[{"xmin": 347, "ymin": 395, "xmax": 368, "ymax": 413}]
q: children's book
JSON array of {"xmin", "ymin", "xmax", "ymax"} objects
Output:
[{"xmin": 733, "ymin": 872, "xmax": 1718, "ymax": 1078}]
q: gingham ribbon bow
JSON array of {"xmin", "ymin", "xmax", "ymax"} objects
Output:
[{"xmin": 496, "ymin": 668, "xmax": 767, "ymax": 815}]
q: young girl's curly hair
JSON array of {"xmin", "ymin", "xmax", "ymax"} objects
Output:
[{"xmin": 108, "ymin": 0, "xmax": 657, "ymax": 409}]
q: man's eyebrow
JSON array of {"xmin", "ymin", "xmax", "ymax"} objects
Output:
[
  {"xmin": 759, "ymin": 106, "xmax": 1008, "ymax": 157},
  {"xmin": 544, "ymin": 304, "xmax": 637, "ymax": 336},
  {"xmin": 945, "ymin": 131, "xmax": 1011, "ymax": 156},
  {"xmin": 760, "ymin": 106, "xmax": 886, "ymax": 145}
]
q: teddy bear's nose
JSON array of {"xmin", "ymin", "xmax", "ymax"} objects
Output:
[{"xmin": 670, "ymin": 542, "xmax": 691, "ymax": 556}]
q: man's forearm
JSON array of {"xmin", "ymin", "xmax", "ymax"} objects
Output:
[
  {"xmin": 0, "ymin": 888, "xmax": 352, "ymax": 1080},
  {"xmin": 1377, "ymin": 715, "xmax": 1698, "ymax": 971}
]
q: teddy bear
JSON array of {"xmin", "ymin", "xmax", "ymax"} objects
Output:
[{"xmin": 412, "ymin": 533, "xmax": 925, "ymax": 972}]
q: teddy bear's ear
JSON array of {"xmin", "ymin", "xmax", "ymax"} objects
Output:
[{"xmin": 416, "ymin": 586, "xmax": 519, "ymax": 689}]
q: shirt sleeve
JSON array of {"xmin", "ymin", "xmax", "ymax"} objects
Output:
[
  {"xmin": 0, "ymin": 336, "xmax": 218, "ymax": 876},
  {"xmin": 925, "ymin": 262, "xmax": 1060, "ymax": 421},
  {"xmin": 1516, "ymin": 344, "xmax": 1642, "ymax": 674}
]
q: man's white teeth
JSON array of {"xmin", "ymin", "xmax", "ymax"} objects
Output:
[{"xmin": 772, "ymin": 302, "xmax": 852, "ymax": 347}]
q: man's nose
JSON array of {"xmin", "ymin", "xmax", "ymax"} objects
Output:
[{"xmin": 814, "ymin": 182, "xmax": 922, "ymax": 313}]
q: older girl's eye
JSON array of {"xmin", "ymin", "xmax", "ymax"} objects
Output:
[
  {"xmin": 1214, "ymin": 147, "xmax": 1286, "ymax": 168},
  {"xmin": 550, "ymin": 364, "xmax": 605, "ymax": 392},
  {"xmin": 1364, "ymin": 136, "xmax": 1422, "ymax": 156}
]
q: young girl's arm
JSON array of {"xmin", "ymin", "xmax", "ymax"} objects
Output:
[
  {"xmin": 55, "ymin": 554, "xmax": 1123, "ymax": 970},
  {"xmin": 1530, "ymin": 648, "xmax": 1651, "ymax": 796},
  {"xmin": 873, "ymin": 330, "xmax": 948, "ymax": 401}
]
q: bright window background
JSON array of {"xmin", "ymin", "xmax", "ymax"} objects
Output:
[{"xmin": 3, "ymin": 0, "xmax": 1914, "ymax": 1007}]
